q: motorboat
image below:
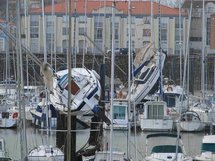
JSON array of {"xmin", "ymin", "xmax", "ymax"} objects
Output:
[
  {"xmin": 103, "ymin": 99, "xmax": 129, "ymax": 130},
  {"xmin": 144, "ymin": 133, "xmax": 192, "ymax": 161},
  {"xmin": 194, "ymin": 134, "xmax": 215, "ymax": 161},
  {"xmin": 139, "ymin": 101, "xmax": 173, "ymax": 131}
]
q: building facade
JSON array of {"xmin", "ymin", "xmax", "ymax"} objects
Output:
[
  {"xmin": 183, "ymin": 0, "xmax": 215, "ymax": 54},
  {"xmin": 21, "ymin": 1, "xmax": 188, "ymax": 55}
]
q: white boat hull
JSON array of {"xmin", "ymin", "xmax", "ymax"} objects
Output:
[
  {"xmin": 0, "ymin": 110, "xmax": 18, "ymax": 128},
  {"xmin": 140, "ymin": 119, "xmax": 173, "ymax": 131},
  {"xmin": 28, "ymin": 145, "xmax": 64, "ymax": 161}
]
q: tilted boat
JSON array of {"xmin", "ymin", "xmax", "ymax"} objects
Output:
[
  {"xmin": 40, "ymin": 64, "xmax": 102, "ymax": 116},
  {"xmin": 130, "ymin": 43, "xmax": 166, "ymax": 103}
]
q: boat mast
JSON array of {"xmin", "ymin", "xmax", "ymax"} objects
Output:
[
  {"xmin": 150, "ymin": 0, "xmax": 154, "ymax": 42},
  {"xmin": 82, "ymin": 0, "xmax": 87, "ymax": 67},
  {"xmin": 16, "ymin": 0, "xmax": 28, "ymax": 159},
  {"xmin": 110, "ymin": 1, "xmax": 116, "ymax": 160},
  {"xmin": 177, "ymin": 1, "xmax": 193, "ymax": 160},
  {"xmin": 51, "ymin": 0, "xmax": 55, "ymax": 68},
  {"xmin": 179, "ymin": 0, "xmax": 182, "ymax": 87},
  {"xmin": 24, "ymin": 0, "xmax": 29, "ymax": 97},
  {"xmin": 127, "ymin": 0, "xmax": 131, "ymax": 159},
  {"xmin": 67, "ymin": 0, "xmax": 75, "ymax": 160},
  {"xmin": 5, "ymin": 0, "xmax": 9, "ymax": 100},
  {"xmin": 42, "ymin": 0, "xmax": 47, "ymax": 63},
  {"xmin": 158, "ymin": 0, "xmax": 163, "ymax": 100},
  {"xmin": 201, "ymin": 0, "xmax": 205, "ymax": 105}
]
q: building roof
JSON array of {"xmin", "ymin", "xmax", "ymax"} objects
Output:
[{"xmin": 30, "ymin": 0, "xmax": 186, "ymax": 16}]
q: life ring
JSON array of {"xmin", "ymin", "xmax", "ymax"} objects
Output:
[
  {"xmin": 12, "ymin": 112, "xmax": 18, "ymax": 119},
  {"xmin": 167, "ymin": 86, "xmax": 173, "ymax": 92}
]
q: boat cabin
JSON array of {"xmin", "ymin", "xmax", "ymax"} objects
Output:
[
  {"xmin": 104, "ymin": 100, "xmax": 128, "ymax": 130},
  {"xmin": 140, "ymin": 101, "xmax": 173, "ymax": 131}
]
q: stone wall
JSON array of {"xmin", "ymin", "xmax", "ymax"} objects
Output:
[{"xmin": 0, "ymin": 52, "xmax": 214, "ymax": 93}]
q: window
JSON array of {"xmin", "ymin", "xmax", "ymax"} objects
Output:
[
  {"xmin": 111, "ymin": 22, "xmax": 119, "ymax": 40},
  {"xmin": 113, "ymin": 105, "xmax": 126, "ymax": 119},
  {"xmin": 62, "ymin": 27, "xmax": 68, "ymax": 35},
  {"xmin": 79, "ymin": 27, "xmax": 86, "ymax": 35},
  {"xmin": 30, "ymin": 15, "xmax": 39, "ymax": 39},
  {"xmin": 163, "ymin": 94, "xmax": 176, "ymax": 107},
  {"xmin": 95, "ymin": 28, "xmax": 103, "ymax": 39},
  {"xmin": 147, "ymin": 104, "xmax": 164, "ymax": 119},
  {"xmin": 161, "ymin": 28, "xmax": 167, "ymax": 41},
  {"xmin": 79, "ymin": 16, "xmax": 86, "ymax": 23},
  {"xmin": 62, "ymin": 39, "xmax": 68, "ymax": 52},
  {"xmin": 206, "ymin": 18, "xmax": 211, "ymax": 45},
  {"xmin": 127, "ymin": 28, "xmax": 135, "ymax": 37},
  {"xmin": 143, "ymin": 29, "xmax": 151, "ymax": 37},
  {"xmin": 0, "ymin": 38, "xmax": 5, "ymax": 51},
  {"xmin": 94, "ymin": 19, "xmax": 103, "ymax": 40},
  {"xmin": 175, "ymin": 28, "xmax": 183, "ymax": 41},
  {"xmin": 127, "ymin": 16, "xmax": 135, "ymax": 24},
  {"xmin": 62, "ymin": 15, "xmax": 69, "ymax": 23}
]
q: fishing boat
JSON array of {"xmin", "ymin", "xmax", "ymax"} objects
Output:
[
  {"xmin": 139, "ymin": 101, "xmax": 173, "ymax": 131},
  {"xmin": 0, "ymin": 137, "xmax": 12, "ymax": 161},
  {"xmin": 130, "ymin": 42, "xmax": 166, "ymax": 103},
  {"xmin": 194, "ymin": 134, "xmax": 215, "ymax": 161},
  {"xmin": 144, "ymin": 133, "xmax": 192, "ymax": 161},
  {"xmin": 27, "ymin": 145, "xmax": 64, "ymax": 161}
]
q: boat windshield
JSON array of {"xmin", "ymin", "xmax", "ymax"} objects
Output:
[
  {"xmin": 0, "ymin": 158, "xmax": 12, "ymax": 161},
  {"xmin": 163, "ymin": 94, "xmax": 176, "ymax": 107},
  {"xmin": 201, "ymin": 143, "xmax": 215, "ymax": 152},
  {"xmin": 151, "ymin": 145, "xmax": 182, "ymax": 153}
]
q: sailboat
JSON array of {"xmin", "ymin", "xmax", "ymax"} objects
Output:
[
  {"xmin": 130, "ymin": 42, "xmax": 166, "ymax": 103},
  {"xmin": 179, "ymin": 0, "xmax": 215, "ymax": 132}
]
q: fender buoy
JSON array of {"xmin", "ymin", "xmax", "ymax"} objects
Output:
[
  {"xmin": 167, "ymin": 86, "xmax": 173, "ymax": 92},
  {"xmin": 12, "ymin": 112, "xmax": 18, "ymax": 119}
]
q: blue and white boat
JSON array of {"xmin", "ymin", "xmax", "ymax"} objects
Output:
[
  {"xmin": 40, "ymin": 64, "xmax": 102, "ymax": 116},
  {"xmin": 130, "ymin": 43, "xmax": 166, "ymax": 103}
]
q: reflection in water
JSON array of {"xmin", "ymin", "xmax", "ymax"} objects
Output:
[{"xmin": 0, "ymin": 121, "xmax": 205, "ymax": 160}]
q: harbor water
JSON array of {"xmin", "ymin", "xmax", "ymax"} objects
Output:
[{"xmin": 0, "ymin": 121, "xmax": 207, "ymax": 161}]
